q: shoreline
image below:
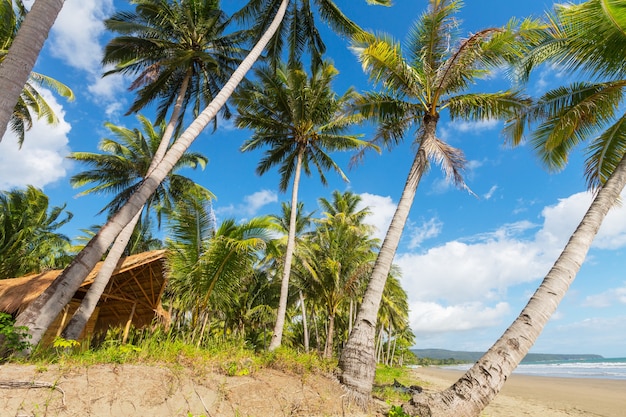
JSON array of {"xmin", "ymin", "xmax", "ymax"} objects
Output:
[{"xmin": 410, "ymin": 366, "xmax": 626, "ymax": 417}]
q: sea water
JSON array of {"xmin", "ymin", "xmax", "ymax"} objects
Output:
[{"xmin": 444, "ymin": 357, "xmax": 626, "ymax": 380}]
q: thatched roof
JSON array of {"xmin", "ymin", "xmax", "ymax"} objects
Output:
[{"xmin": 0, "ymin": 250, "xmax": 168, "ymax": 332}]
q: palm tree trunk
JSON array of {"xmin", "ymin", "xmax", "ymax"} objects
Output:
[
  {"xmin": 299, "ymin": 290, "xmax": 309, "ymax": 353},
  {"xmin": 338, "ymin": 115, "xmax": 436, "ymax": 403},
  {"xmin": 0, "ymin": 0, "xmax": 65, "ymax": 141},
  {"xmin": 60, "ymin": 210, "xmax": 141, "ymax": 340},
  {"xmin": 60, "ymin": 70, "xmax": 193, "ymax": 341},
  {"xmin": 404, "ymin": 153, "xmax": 626, "ymax": 417},
  {"xmin": 14, "ymin": 0, "xmax": 291, "ymax": 351},
  {"xmin": 324, "ymin": 313, "xmax": 335, "ymax": 359},
  {"xmin": 269, "ymin": 148, "xmax": 303, "ymax": 350},
  {"xmin": 386, "ymin": 323, "xmax": 393, "ymax": 366}
]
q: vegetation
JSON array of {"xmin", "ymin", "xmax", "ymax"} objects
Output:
[{"xmin": 3, "ymin": 0, "xmax": 626, "ymax": 416}]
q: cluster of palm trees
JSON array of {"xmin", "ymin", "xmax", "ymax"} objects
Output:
[{"xmin": 2, "ymin": 0, "xmax": 626, "ymax": 415}]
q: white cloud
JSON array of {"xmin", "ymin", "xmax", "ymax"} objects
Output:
[
  {"xmin": 358, "ymin": 192, "xmax": 396, "ymax": 241},
  {"xmin": 395, "ymin": 188, "xmax": 626, "ymax": 350},
  {"xmin": 449, "ymin": 119, "xmax": 500, "ymax": 133},
  {"xmin": 49, "ymin": 0, "xmax": 113, "ymax": 72},
  {"xmin": 409, "ymin": 301, "xmax": 510, "ymax": 333},
  {"xmin": 583, "ymin": 285, "xmax": 626, "ymax": 308},
  {"xmin": 49, "ymin": 0, "xmax": 126, "ymax": 105},
  {"xmin": 244, "ymin": 190, "xmax": 278, "ymax": 213},
  {"xmin": 483, "ymin": 185, "xmax": 498, "ymax": 200},
  {"xmin": 408, "ymin": 217, "xmax": 442, "ymax": 249},
  {"xmin": 217, "ymin": 189, "xmax": 278, "ymax": 218},
  {"xmin": 0, "ymin": 89, "xmax": 71, "ymax": 189}
]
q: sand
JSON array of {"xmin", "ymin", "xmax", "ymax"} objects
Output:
[
  {"xmin": 1, "ymin": 363, "xmax": 625, "ymax": 416},
  {"xmin": 410, "ymin": 366, "xmax": 626, "ymax": 417}
]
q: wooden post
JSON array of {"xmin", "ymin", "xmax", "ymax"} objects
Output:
[
  {"xmin": 56, "ymin": 305, "xmax": 69, "ymax": 337},
  {"xmin": 122, "ymin": 301, "xmax": 137, "ymax": 344}
]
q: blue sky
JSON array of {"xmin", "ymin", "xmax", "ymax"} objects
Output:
[{"xmin": 1, "ymin": 0, "xmax": 625, "ymax": 358}]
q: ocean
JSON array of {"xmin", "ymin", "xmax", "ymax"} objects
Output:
[{"xmin": 444, "ymin": 357, "xmax": 626, "ymax": 380}]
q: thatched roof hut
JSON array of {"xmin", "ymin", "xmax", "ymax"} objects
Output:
[{"xmin": 0, "ymin": 250, "xmax": 169, "ymax": 345}]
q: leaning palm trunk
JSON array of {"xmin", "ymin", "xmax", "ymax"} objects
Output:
[
  {"xmin": 14, "ymin": 0, "xmax": 291, "ymax": 350},
  {"xmin": 404, "ymin": 154, "xmax": 626, "ymax": 417},
  {"xmin": 0, "ymin": 0, "xmax": 65, "ymax": 141},
  {"xmin": 60, "ymin": 72, "xmax": 193, "ymax": 341},
  {"xmin": 338, "ymin": 117, "xmax": 433, "ymax": 403},
  {"xmin": 268, "ymin": 149, "xmax": 303, "ymax": 350}
]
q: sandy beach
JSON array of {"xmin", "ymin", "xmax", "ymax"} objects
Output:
[{"xmin": 410, "ymin": 366, "xmax": 626, "ymax": 417}]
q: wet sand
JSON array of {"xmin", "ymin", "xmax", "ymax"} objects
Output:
[{"xmin": 410, "ymin": 366, "xmax": 626, "ymax": 417}]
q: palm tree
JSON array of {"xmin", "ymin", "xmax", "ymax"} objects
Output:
[
  {"xmin": 0, "ymin": 186, "xmax": 72, "ymax": 279},
  {"xmin": 234, "ymin": 0, "xmax": 391, "ymax": 68},
  {"xmin": 60, "ymin": 115, "xmax": 209, "ymax": 340},
  {"xmin": 267, "ymin": 201, "xmax": 314, "ymax": 351},
  {"xmin": 0, "ymin": 0, "xmax": 73, "ymax": 145},
  {"xmin": 165, "ymin": 190, "xmax": 274, "ymax": 345},
  {"xmin": 0, "ymin": 0, "xmax": 68, "ymax": 141},
  {"xmin": 404, "ymin": 2, "xmax": 626, "ymax": 416},
  {"xmin": 103, "ymin": 0, "xmax": 244, "ymax": 139},
  {"xmin": 232, "ymin": 60, "xmax": 374, "ymax": 350},
  {"xmin": 299, "ymin": 191, "xmax": 378, "ymax": 358},
  {"xmin": 14, "ymin": 0, "xmax": 291, "ymax": 351},
  {"xmin": 338, "ymin": 0, "xmax": 534, "ymax": 402}
]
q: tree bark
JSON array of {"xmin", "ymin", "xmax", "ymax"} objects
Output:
[
  {"xmin": 269, "ymin": 148, "xmax": 303, "ymax": 350},
  {"xmin": 323, "ymin": 313, "xmax": 335, "ymax": 358},
  {"xmin": 299, "ymin": 290, "xmax": 309, "ymax": 353},
  {"xmin": 14, "ymin": 0, "xmax": 291, "ymax": 350},
  {"xmin": 404, "ymin": 153, "xmax": 626, "ymax": 417},
  {"xmin": 338, "ymin": 115, "xmax": 435, "ymax": 403},
  {"xmin": 0, "ymin": 0, "xmax": 65, "ymax": 141}
]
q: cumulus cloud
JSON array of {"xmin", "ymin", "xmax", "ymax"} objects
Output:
[
  {"xmin": 48, "ymin": 0, "xmax": 126, "ymax": 109},
  {"xmin": 358, "ymin": 192, "xmax": 396, "ymax": 241},
  {"xmin": 0, "ymin": 89, "xmax": 71, "ymax": 189},
  {"xmin": 408, "ymin": 217, "xmax": 443, "ymax": 249},
  {"xmin": 216, "ymin": 189, "xmax": 278, "ymax": 218},
  {"xmin": 409, "ymin": 301, "xmax": 510, "ymax": 333},
  {"xmin": 394, "ymin": 188, "xmax": 626, "ymax": 345}
]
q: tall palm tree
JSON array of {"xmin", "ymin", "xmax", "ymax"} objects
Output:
[
  {"xmin": 0, "ymin": 0, "xmax": 68, "ymax": 141},
  {"xmin": 232, "ymin": 60, "xmax": 375, "ymax": 350},
  {"xmin": 234, "ymin": 0, "xmax": 391, "ymax": 68},
  {"xmin": 0, "ymin": 186, "xmax": 72, "ymax": 279},
  {"xmin": 0, "ymin": 0, "xmax": 73, "ymax": 145},
  {"xmin": 103, "ymin": 0, "xmax": 244, "ymax": 139},
  {"xmin": 405, "ymin": 2, "xmax": 626, "ymax": 416},
  {"xmin": 60, "ymin": 115, "xmax": 209, "ymax": 340},
  {"xmin": 338, "ymin": 0, "xmax": 534, "ymax": 402},
  {"xmin": 14, "ymin": 0, "xmax": 291, "ymax": 351}
]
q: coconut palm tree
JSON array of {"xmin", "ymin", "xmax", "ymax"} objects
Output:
[
  {"xmin": 232, "ymin": 60, "xmax": 375, "ymax": 350},
  {"xmin": 60, "ymin": 115, "xmax": 209, "ymax": 340},
  {"xmin": 404, "ymin": 1, "xmax": 626, "ymax": 416},
  {"xmin": 0, "ymin": 186, "xmax": 72, "ymax": 279},
  {"xmin": 338, "ymin": 0, "xmax": 534, "ymax": 402},
  {"xmin": 165, "ymin": 190, "xmax": 274, "ymax": 344},
  {"xmin": 0, "ymin": 0, "xmax": 73, "ymax": 145},
  {"xmin": 234, "ymin": 0, "xmax": 391, "ymax": 68},
  {"xmin": 103, "ymin": 0, "xmax": 245, "ymax": 139}
]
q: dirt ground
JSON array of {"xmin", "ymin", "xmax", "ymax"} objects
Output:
[{"xmin": 0, "ymin": 363, "xmax": 385, "ymax": 417}]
